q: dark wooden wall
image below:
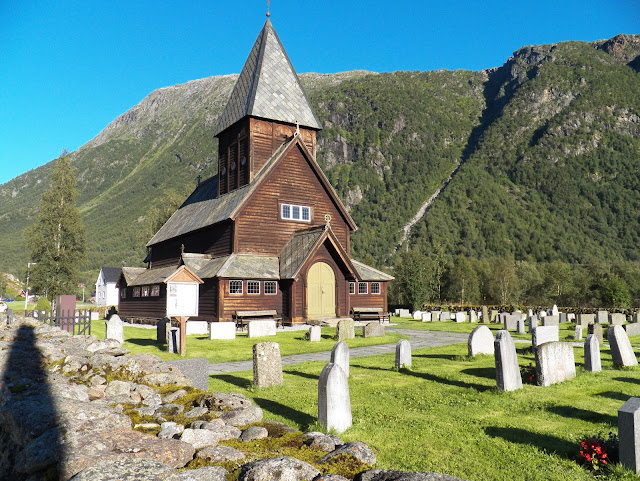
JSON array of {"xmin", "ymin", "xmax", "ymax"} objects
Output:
[
  {"xmin": 235, "ymin": 144, "xmax": 350, "ymax": 256},
  {"xmin": 218, "ymin": 278, "xmax": 284, "ymax": 321},
  {"xmin": 348, "ymin": 282, "xmax": 388, "ymax": 311},
  {"xmin": 118, "ymin": 283, "xmax": 167, "ymax": 320}
]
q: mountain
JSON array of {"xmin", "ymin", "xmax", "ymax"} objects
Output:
[{"xmin": 0, "ymin": 34, "xmax": 639, "ymax": 284}]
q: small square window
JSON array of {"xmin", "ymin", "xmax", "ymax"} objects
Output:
[
  {"xmin": 247, "ymin": 280, "xmax": 260, "ymax": 295},
  {"xmin": 229, "ymin": 280, "xmax": 243, "ymax": 295},
  {"xmin": 264, "ymin": 281, "xmax": 277, "ymax": 295},
  {"xmin": 142, "ymin": 286, "xmax": 150, "ymax": 297},
  {"xmin": 358, "ymin": 282, "xmax": 368, "ymax": 294},
  {"xmin": 133, "ymin": 287, "xmax": 141, "ymax": 297},
  {"xmin": 151, "ymin": 285, "xmax": 160, "ymax": 296},
  {"xmin": 282, "ymin": 204, "xmax": 291, "ymax": 219},
  {"xmin": 349, "ymin": 282, "xmax": 355, "ymax": 294},
  {"xmin": 371, "ymin": 282, "xmax": 381, "ymax": 294}
]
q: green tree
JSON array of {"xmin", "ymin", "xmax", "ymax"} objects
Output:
[
  {"xmin": 445, "ymin": 255, "xmax": 480, "ymax": 305},
  {"xmin": 599, "ymin": 274, "xmax": 631, "ymax": 308},
  {"xmin": 390, "ymin": 250, "xmax": 433, "ymax": 310},
  {"xmin": 25, "ymin": 152, "xmax": 86, "ymax": 300},
  {"xmin": 0, "ymin": 274, "xmax": 6, "ymax": 298}
]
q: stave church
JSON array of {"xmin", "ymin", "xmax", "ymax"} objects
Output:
[{"xmin": 117, "ymin": 18, "xmax": 393, "ymax": 325}]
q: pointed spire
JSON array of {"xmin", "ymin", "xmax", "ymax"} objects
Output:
[{"xmin": 214, "ymin": 19, "xmax": 322, "ymax": 136}]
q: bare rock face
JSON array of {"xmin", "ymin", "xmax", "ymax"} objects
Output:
[
  {"xmin": 239, "ymin": 456, "xmax": 320, "ymax": 481},
  {"xmin": 68, "ymin": 458, "xmax": 182, "ymax": 481},
  {"xmin": 218, "ymin": 405, "xmax": 263, "ymax": 426},
  {"xmin": 178, "ymin": 465, "xmax": 229, "ymax": 481}
]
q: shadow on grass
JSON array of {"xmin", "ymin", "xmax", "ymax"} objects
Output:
[
  {"xmin": 485, "ymin": 426, "xmax": 574, "ymax": 455},
  {"xmin": 413, "ymin": 353, "xmax": 460, "ymax": 361},
  {"xmin": 285, "ymin": 370, "xmax": 319, "ymax": 380},
  {"xmin": 595, "ymin": 391, "xmax": 630, "ymax": 402},
  {"xmin": 460, "ymin": 367, "xmax": 495, "ymax": 380},
  {"xmin": 350, "ymin": 363, "xmax": 394, "ymax": 373},
  {"xmin": 126, "ymin": 338, "xmax": 160, "ymax": 347},
  {"xmin": 613, "ymin": 377, "xmax": 640, "ymax": 385},
  {"xmin": 253, "ymin": 398, "xmax": 315, "ymax": 429},
  {"xmin": 403, "ymin": 369, "xmax": 492, "ymax": 392},
  {"xmin": 547, "ymin": 405, "xmax": 617, "ymax": 425},
  {"xmin": 211, "ymin": 374, "xmax": 252, "ymax": 389}
]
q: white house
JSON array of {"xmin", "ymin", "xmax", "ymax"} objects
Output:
[{"xmin": 95, "ymin": 267, "xmax": 122, "ymax": 306}]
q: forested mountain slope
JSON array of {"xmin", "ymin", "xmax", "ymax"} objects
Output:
[{"xmin": 0, "ymin": 34, "xmax": 638, "ymax": 283}]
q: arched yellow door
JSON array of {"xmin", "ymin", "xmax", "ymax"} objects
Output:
[{"xmin": 307, "ymin": 262, "xmax": 336, "ymax": 319}]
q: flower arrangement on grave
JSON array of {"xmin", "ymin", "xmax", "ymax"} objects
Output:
[
  {"xmin": 578, "ymin": 432, "xmax": 618, "ymax": 472},
  {"xmin": 519, "ymin": 362, "xmax": 536, "ymax": 384}
]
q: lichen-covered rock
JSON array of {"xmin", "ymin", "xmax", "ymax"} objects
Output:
[
  {"xmin": 68, "ymin": 458, "xmax": 181, "ymax": 481},
  {"xmin": 185, "ymin": 406, "xmax": 209, "ymax": 418},
  {"xmin": 202, "ymin": 422, "xmax": 241, "ymax": 440},
  {"xmin": 315, "ymin": 474, "xmax": 350, "ymax": 481},
  {"xmin": 180, "ymin": 428, "xmax": 221, "ymax": 450},
  {"xmin": 179, "ymin": 465, "xmax": 228, "ymax": 481},
  {"xmin": 303, "ymin": 432, "xmax": 340, "ymax": 452},
  {"xmin": 239, "ymin": 456, "xmax": 320, "ymax": 481},
  {"xmin": 319, "ymin": 441, "xmax": 376, "ymax": 466},
  {"xmin": 240, "ymin": 425, "xmax": 269, "ymax": 442},
  {"xmin": 158, "ymin": 422, "xmax": 184, "ymax": 439},
  {"xmin": 197, "ymin": 445, "xmax": 246, "ymax": 462},
  {"xmin": 164, "ymin": 388, "xmax": 189, "ymax": 403},
  {"xmin": 218, "ymin": 405, "xmax": 263, "ymax": 426},
  {"xmin": 204, "ymin": 392, "xmax": 252, "ymax": 410},
  {"xmin": 356, "ymin": 470, "xmax": 469, "ymax": 481},
  {"xmin": 86, "ymin": 338, "xmax": 122, "ymax": 353}
]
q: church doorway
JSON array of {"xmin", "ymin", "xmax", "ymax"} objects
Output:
[{"xmin": 307, "ymin": 262, "xmax": 336, "ymax": 319}]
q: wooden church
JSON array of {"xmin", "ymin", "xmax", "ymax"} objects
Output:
[{"xmin": 117, "ymin": 19, "xmax": 393, "ymax": 324}]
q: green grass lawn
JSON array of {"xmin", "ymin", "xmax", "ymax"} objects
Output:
[
  {"xmin": 209, "ymin": 341, "xmax": 639, "ymax": 481},
  {"xmin": 91, "ymin": 320, "xmax": 407, "ymax": 364}
]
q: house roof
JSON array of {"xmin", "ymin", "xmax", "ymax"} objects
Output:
[
  {"xmin": 125, "ymin": 266, "xmax": 177, "ymax": 287},
  {"xmin": 214, "ymin": 19, "xmax": 322, "ymax": 136},
  {"xmin": 100, "ymin": 267, "xmax": 122, "ymax": 284},
  {"xmin": 352, "ymin": 259, "xmax": 395, "ymax": 281},
  {"xmin": 217, "ymin": 254, "xmax": 280, "ymax": 279},
  {"xmin": 121, "ymin": 267, "xmax": 146, "ymax": 285}
]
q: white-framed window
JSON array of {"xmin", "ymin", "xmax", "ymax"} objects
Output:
[
  {"xmin": 133, "ymin": 287, "xmax": 141, "ymax": 297},
  {"xmin": 281, "ymin": 203, "xmax": 311, "ymax": 222},
  {"xmin": 349, "ymin": 282, "xmax": 356, "ymax": 295},
  {"xmin": 264, "ymin": 281, "xmax": 277, "ymax": 295},
  {"xmin": 142, "ymin": 286, "xmax": 150, "ymax": 297},
  {"xmin": 247, "ymin": 280, "xmax": 260, "ymax": 295},
  {"xmin": 229, "ymin": 280, "xmax": 243, "ymax": 295},
  {"xmin": 371, "ymin": 282, "xmax": 381, "ymax": 294},
  {"xmin": 358, "ymin": 282, "xmax": 368, "ymax": 294},
  {"xmin": 151, "ymin": 285, "xmax": 160, "ymax": 296}
]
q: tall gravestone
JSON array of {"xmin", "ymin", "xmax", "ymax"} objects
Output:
[
  {"xmin": 468, "ymin": 325, "xmax": 494, "ymax": 357},
  {"xmin": 253, "ymin": 342, "xmax": 283, "ymax": 388},
  {"xmin": 574, "ymin": 325, "xmax": 583, "ymax": 341},
  {"xmin": 516, "ymin": 319, "xmax": 526, "ymax": 334},
  {"xmin": 481, "ymin": 306, "xmax": 488, "ymax": 324},
  {"xmin": 468, "ymin": 310, "xmax": 477, "ymax": 323},
  {"xmin": 105, "ymin": 314, "xmax": 124, "ymax": 344},
  {"xmin": 528, "ymin": 315, "xmax": 538, "ymax": 333},
  {"xmin": 318, "ymin": 363, "xmax": 351, "ymax": 433},
  {"xmin": 157, "ymin": 317, "xmax": 170, "ymax": 343},
  {"xmin": 634, "ymin": 311, "xmax": 640, "ymax": 324},
  {"xmin": 551, "ymin": 305, "xmax": 559, "ymax": 316},
  {"xmin": 336, "ymin": 319, "xmax": 355, "ymax": 340},
  {"xmin": 608, "ymin": 325, "xmax": 638, "ymax": 367},
  {"xmin": 589, "ymin": 323, "xmax": 604, "ymax": 345},
  {"xmin": 494, "ymin": 330, "xmax": 522, "ymax": 391},
  {"xmin": 619, "ymin": 397, "xmax": 640, "ymax": 474},
  {"xmin": 584, "ymin": 334, "xmax": 601, "ymax": 372},
  {"xmin": 535, "ymin": 342, "xmax": 576, "ymax": 387},
  {"xmin": 168, "ymin": 327, "xmax": 180, "ymax": 354},
  {"xmin": 395, "ymin": 339, "xmax": 411, "ymax": 368},
  {"xmin": 330, "ymin": 341, "xmax": 350, "ymax": 377}
]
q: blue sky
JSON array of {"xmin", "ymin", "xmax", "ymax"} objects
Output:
[{"xmin": 1, "ymin": 0, "xmax": 638, "ymax": 185}]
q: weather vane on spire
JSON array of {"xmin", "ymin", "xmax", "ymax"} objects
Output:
[{"xmin": 266, "ymin": 0, "xmax": 270, "ymax": 17}]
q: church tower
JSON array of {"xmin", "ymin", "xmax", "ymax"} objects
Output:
[{"xmin": 214, "ymin": 19, "xmax": 322, "ymax": 196}]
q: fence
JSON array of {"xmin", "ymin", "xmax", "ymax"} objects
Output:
[{"xmin": 27, "ymin": 309, "xmax": 92, "ymax": 336}]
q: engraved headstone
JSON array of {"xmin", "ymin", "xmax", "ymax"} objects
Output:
[
  {"xmin": 105, "ymin": 314, "xmax": 124, "ymax": 344},
  {"xmin": 248, "ymin": 320, "xmax": 277, "ymax": 338},
  {"xmin": 395, "ymin": 339, "xmax": 411, "ymax": 368},
  {"xmin": 363, "ymin": 321, "xmax": 384, "ymax": 338},
  {"xmin": 209, "ymin": 322, "xmax": 236, "ymax": 340},
  {"xmin": 455, "ymin": 312, "xmax": 466, "ymax": 323},
  {"xmin": 608, "ymin": 325, "xmax": 638, "ymax": 367},
  {"xmin": 157, "ymin": 317, "xmax": 170, "ymax": 343},
  {"xmin": 336, "ymin": 319, "xmax": 355, "ymax": 340},
  {"xmin": 578, "ymin": 313, "xmax": 595, "ymax": 328},
  {"xmin": 318, "ymin": 363, "xmax": 351, "ymax": 433},
  {"xmin": 421, "ymin": 312, "xmax": 432, "ymax": 322},
  {"xmin": 468, "ymin": 325, "xmax": 494, "ymax": 357},
  {"xmin": 584, "ymin": 334, "xmax": 601, "ymax": 372},
  {"xmin": 168, "ymin": 327, "xmax": 180, "ymax": 354},
  {"xmin": 535, "ymin": 342, "xmax": 576, "ymax": 387},
  {"xmin": 541, "ymin": 315, "xmax": 559, "ymax": 327},
  {"xmin": 495, "ymin": 330, "xmax": 522, "ymax": 391},
  {"xmin": 308, "ymin": 325, "xmax": 322, "ymax": 342},
  {"xmin": 610, "ymin": 313, "xmax": 627, "ymax": 325},
  {"xmin": 330, "ymin": 341, "xmax": 350, "ymax": 377},
  {"xmin": 253, "ymin": 342, "xmax": 283, "ymax": 388},
  {"xmin": 574, "ymin": 325, "xmax": 583, "ymax": 341},
  {"xmin": 596, "ymin": 310, "xmax": 609, "ymax": 324},
  {"xmin": 532, "ymin": 325, "xmax": 559, "ymax": 349},
  {"xmin": 589, "ymin": 323, "xmax": 604, "ymax": 345},
  {"xmin": 481, "ymin": 305, "xmax": 488, "ymax": 324},
  {"xmin": 619, "ymin": 397, "xmax": 640, "ymax": 474}
]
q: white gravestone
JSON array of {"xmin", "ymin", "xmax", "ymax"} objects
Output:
[
  {"xmin": 584, "ymin": 334, "xmax": 601, "ymax": 372},
  {"xmin": 494, "ymin": 330, "xmax": 522, "ymax": 392},
  {"xmin": 412, "ymin": 310, "xmax": 423, "ymax": 320},
  {"xmin": 468, "ymin": 325, "xmax": 494, "ymax": 357},
  {"xmin": 248, "ymin": 320, "xmax": 277, "ymax": 338},
  {"xmin": 609, "ymin": 325, "xmax": 638, "ymax": 367},
  {"xmin": 455, "ymin": 312, "xmax": 466, "ymax": 323},
  {"xmin": 105, "ymin": 314, "xmax": 124, "ymax": 344},
  {"xmin": 421, "ymin": 312, "xmax": 432, "ymax": 322},
  {"xmin": 318, "ymin": 363, "xmax": 351, "ymax": 433},
  {"xmin": 308, "ymin": 325, "xmax": 322, "ymax": 342},
  {"xmin": 395, "ymin": 339, "xmax": 411, "ymax": 369},
  {"xmin": 535, "ymin": 342, "xmax": 576, "ymax": 387},
  {"xmin": 330, "ymin": 341, "xmax": 350, "ymax": 377},
  {"xmin": 186, "ymin": 320, "xmax": 209, "ymax": 335},
  {"xmin": 532, "ymin": 325, "xmax": 559, "ymax": 349},
  {"xmin": 209, "ymin": 322, "xmax": 236, "ymax": 340}
]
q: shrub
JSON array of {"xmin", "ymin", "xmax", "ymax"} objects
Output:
[
  {"xmin": 35, "ymin": 297, "xmax": 52, "ymax": 311},
  {"xmin": 520, "ymin": 363, "xmax": 536, "ymax": 384}
]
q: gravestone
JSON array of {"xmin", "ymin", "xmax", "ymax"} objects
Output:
[
  {"xmin": 516, "ymin": 319, "xmax": 526, "ymax": 334},
  {"xmin": 532, "ymin": 325, "xmax": 559, "ymax": 349},
  {"xmin": 527, "ymin": 308, "xmax": 534, "ymax": 318},
  {"xmin": 363, "ymin": 321, "xmax": 384, "ymax": 338},
  {"xmin": 559, "ymin": 313, "xmax": 567, "ymax": 324},
  {"xmin": 539, "ymin": 310, "xmax": 547, "ymax": 318},
  {"xmin": 168, "ymin": 327, "xmax": 180, "ymax": 354},
  {"xmin": 248, "ymin": 320, "xmax": 277, "ymax": 338},
  {"xmin": 455, "ymin": 312, "xmax": 466, "ymax": 323},
  {"xmin": 431, "ymin": 310, "xmax": 441, "ymax": 321},
  {"xmin": 308, "ymin": 325, "xmax": 322, "ymax": 342},
  {"xmin": 551, "ymin": 305, "xmax": 559, "ymax": 316},
  {"xmin": 412, "ymin": 310, "xmax": 423, "ymax": 320},
  {"xmin": 589, "ymin": 323, "xmax": 604, "ymax": 345},
  {"xmin": 494, "ymin": 330, "xmax": 522, "ymax": 391},
  {"xmin": 541, "ymin": 315, "xmax": 559, "ymax": 327},
  {"xmin": 634, "ymin": 311, "xmax": 640, "ymax": 324},
  {"xmin": 535, "ymin": 342, "xmax": 576, "ymax": 387},
  {"xmin": 166, "ymin": 358, "xmax": 209, "ymax": 391},
  {"xmin": 608, "ymin": 326, "xmax": 638, "ymax": 367},
  {"xmin": 481, "ymin": 305, "xmax": 488, "ymax": 324},
  {"xmin": 336, "ymin": 319, "xmax": 355, "ymax": 340},
  {"xmin": 398, "ymin": 309, "xmax": 411, "ymax": 318},
  {"xmin": 318, "ymin": 363, "xmax": 351, "ymax": 433},
  {"xmin": 7, "ymin": 308, "xmax": 13, "ymax": 325},
  {"xmin": 331, "ymin": 341, "xmax": 350, "ymax": 377},
  {"xmin": 578, "ymin": 313, "xmax": 595, "ymax": 328},
  {"xmin": 574, "ymin": 325, "xmax": 583, "ymax": 341},
  {"xmin": 421, "ymin": 312, "xmax": 432, "ymax": 322},
  {"xmin": 468, "ymin": 325, "xmax": 494, "ymax": 357},
  {"xmin": 186, "ymin": 320, "xmax": 209, "ymax": 335},
  {"xmin": 253, "ymin": 342, "xmax": 283, "ymax": 388},
  {"xmin": 528, "ymin": 315, "xmax": 538, "ymax": 333},
  {"xmin": 490, "ymin": 309, "xmax": 499, "ymax": 323},
  {"xmin": 584, "ymin": 334, "xmax": 601, "ymax": 372},
  {"xmin": 626, "ymin": 324, "xmax": 640, "ymax": 337},
  {"xmin": 619, "ymin": 397, "xmax": 640, "ymax": 474},
  {"xmin": 105, "ymin": 314, "xmax": 124, "ymax": 344},
  {"xmin": 596, "ymin": 310, "xmax": 609, "ymax": 324},
  {"xmin": 567, "ymin": 313, "xmax": 575, "ymax": 322},
  {"xmin": 395, "ymin": 339, "xmax": 412, "ymax": 368},
  {"xmin": 157, "ymin": 317, "xmax": 170, "ymax": 343},
  {"xmin": 469, "ymin": 310, "xmax": 477, "ymax": 323},
  {"xmin": 503, "ymin": 314, "xmax": 519, "ymax": 331},
  {"xmin": 209, "ymin": 322, "xmax": 236, "ymax": 340},
  {"xmin": 439, "ymin": 312, "xmax": 450, "ymax": 322},
  {"xmin": 610, "ymin": 313, "xmax": 627, "ymax": 325}
]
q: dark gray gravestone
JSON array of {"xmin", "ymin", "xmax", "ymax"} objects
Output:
[
  {"xmin": 503, "ymin": 314, "xmax": 519, "ymax": 331},
  {"xmin": 157, "ymin": 317, "xmax": 170, "ymax": 344},
  {"xmin": 168, "ymin": 327, "xmax": 180, "ymax": 354},
  {"xmin": 395, "ymin": 339, "xmax": 411, "ymax": 368},
  {"xmin": 634, "ymin": 311, "xmax": 640, "ymax": 324},
  {"xmin": 330, "ymin": 341, "xmax": 350, "ymax": 377},
  {"xmin": 535, "ymin": 342, "xmax": 576, "ymax": 387},
  {"xmin": 318, "ymin": 363, "xmax": 351, "ymax": 433},
  {"xmin": 619, "ymin": 397, "xmax": 640, "ymax": 474},
  {"xmin": 494, "ymin": 330, "xmax": 522, "ymax": 392},
  {"xmin": 166, "ymin": 358, "xmax": 209, "ymax": 391},
  {"xmin": 252, "ymin": 342, "xmax": 283, "ymax": 388},
  {"xmin": 584, "ymin": 334, "xmax": 601, "ymax": 372},
  {"xmin": 588, "ymin": 323, "xmax": 603, "ymax": 345},
  {"xmin": 608, "ymin": 326, "xmax": 638, "ymax": 367}
]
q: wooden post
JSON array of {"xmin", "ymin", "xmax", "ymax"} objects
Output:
[{"xmin": 176, "ymin": 316, "xmax": 188, "ymax": 357}]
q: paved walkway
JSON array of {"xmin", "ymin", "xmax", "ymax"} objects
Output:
[{"xmin": 208, "ymin": 328, "xmax": 469, "ymax": 374}]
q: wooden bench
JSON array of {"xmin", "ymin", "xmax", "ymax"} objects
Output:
[
  {"xmin": 233, "ymin": 310, "xmax": 283, "ymax": 330},
  {"xmin": 351, "ymin": 307, "xmax": 390, "ymax": 323}
]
